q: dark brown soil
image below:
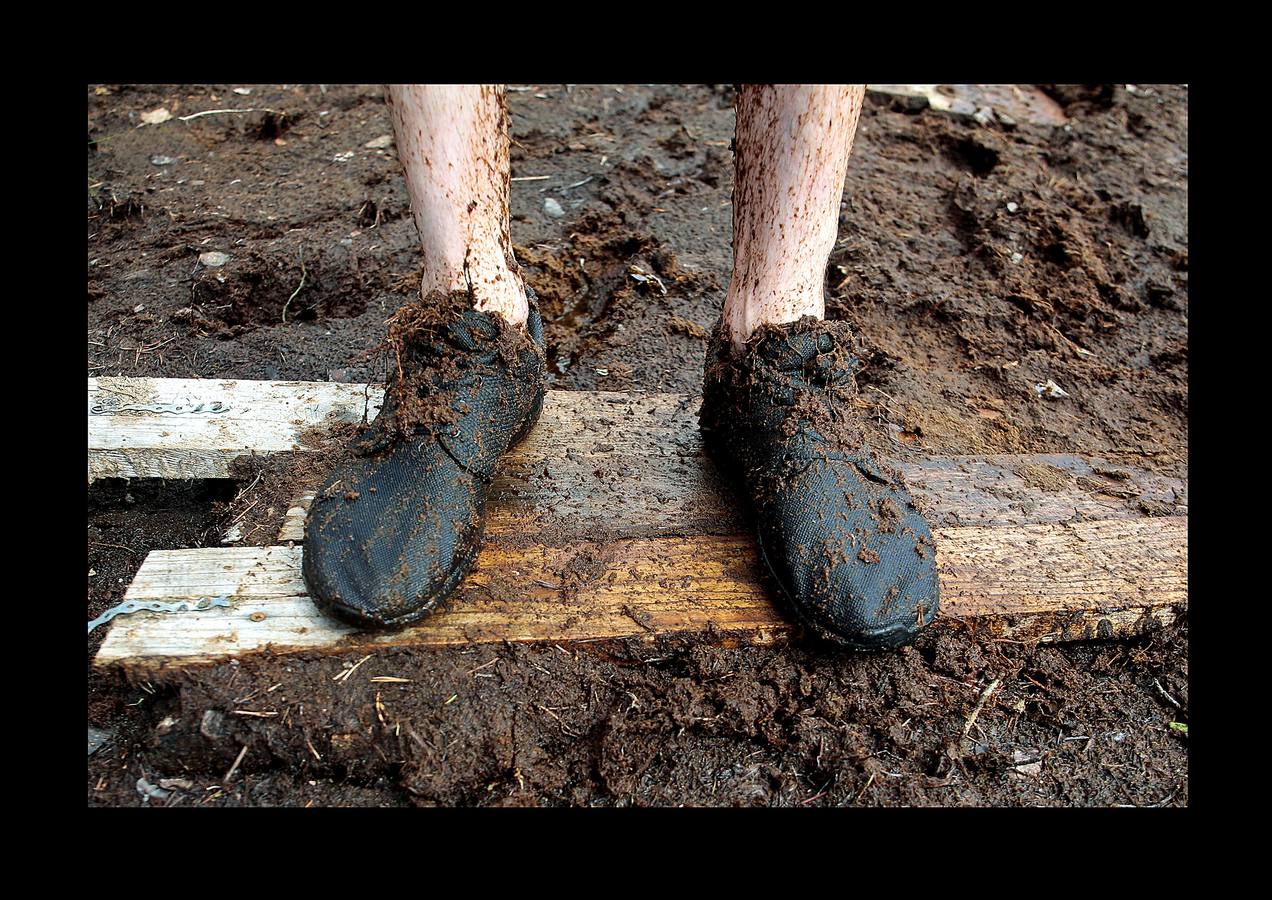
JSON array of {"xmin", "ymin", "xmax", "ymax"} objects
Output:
[{"xmin": 87, "ymin": 83, "xmax": 1188, "ymax": 806}]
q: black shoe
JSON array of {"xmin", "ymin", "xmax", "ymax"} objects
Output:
[
  {"xmin": 700, "ymin": 316, "xmax": 939, "ymax": 650},
  {"xmin": 302, "ymin": 291, "xmax": 546, "ymax": 629}
]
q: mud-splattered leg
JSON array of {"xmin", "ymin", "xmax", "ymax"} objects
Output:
[
  {"xmin": 723, "ymin": 84, "xmax": 865, "ymax": 346},
  {"xmin": 385, "ymin": 84, "xmax": 528, "ymax": 327}
]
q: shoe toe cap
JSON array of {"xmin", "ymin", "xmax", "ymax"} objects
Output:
[
  {"xmin": 302, "ymin": 450, "xmax": 482, "ymax": 628},
  {"xmin": 758, "ymin": 460, "xmax": 940, "ymax": 649}
]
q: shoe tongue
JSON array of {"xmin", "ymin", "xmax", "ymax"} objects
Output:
[
  {"xmin": 754, "ymin": 325, "xmax": 838, "ymax": 372},
  {"xmin": 444, "ymin": 307, "xmax": 499, "ymax": 351}
]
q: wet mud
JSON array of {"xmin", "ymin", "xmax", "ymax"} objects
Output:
[{"xmin": 87, "ymin": 83, "xmax": 1187, "ymax": 806}]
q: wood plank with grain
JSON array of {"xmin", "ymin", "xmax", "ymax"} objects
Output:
[
  {"xmin": 95, "ymin": 517, "xmax": 1186, "ymax": 672},
  {"xmin": 89, "ymin": 378, "xmax": 383, "ymax": 481}
]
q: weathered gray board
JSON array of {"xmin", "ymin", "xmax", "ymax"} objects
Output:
[{"xmin": 89, "ymin": 379, "xmax": 1186, "ymax": 534}]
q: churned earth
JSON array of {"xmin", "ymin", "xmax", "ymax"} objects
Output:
[{"xmin": 88, "ymin": 83, "xmax": 1187, "ymax": 806}]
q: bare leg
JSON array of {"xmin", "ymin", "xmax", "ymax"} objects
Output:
[
  {"xmin": 703, "ymin": 84, "xmax": 938, "ymax": 650},
  {"xmin": 385, "ymin": 84, "xmax": 528, "ymax": 327},
  {"xmin": 723, "ymin": 84, "xmax": 865, "ymax": 346}
]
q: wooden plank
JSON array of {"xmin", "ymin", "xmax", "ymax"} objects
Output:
[
  {"xmin": 91, "ymin": 380, "xmax": 1187, "ymax": 538},
  {"xmin": 88, "ymin": 378, "xmax": 383, "ymax": 481},
  {"xmin": 95, "ymin": 517, "xmax": 1186, "ymax": 671},
  {"xmin": 277, "ymin": 493, "xmax": 315, "ymax": 543}
]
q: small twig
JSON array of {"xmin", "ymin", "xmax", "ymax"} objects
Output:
[
  {"xmin": 178, "ymin": 107, "xmax": 285, "ymax": 122},
  {"xmin": 333, "ymin": 654, "xmax": 371, "ymax": 683},
  {"xmin": 538, "ymin": 705, "xmax": 580, "ymax": 736},
  {"xmin": 1022, "ymin": 673, "xmax": 1055, "ymax": 694},
  {"xmin": 465, "ymin": 658, "xmax": 499, "ymax": 676},
  {"xmin": 962, "ymin": 678, "xmax": 1002, "ymax": 737},
  {"xmin": 281, "ymin": 247, "xmax": 306, "ymax": 323},
  {"xmin": 229, "ymin": 497, "xmax": 260, "ymax": 528},
  {"xmin": 231, "ymin": 467, "xmax": 264, "ymax": 508},
  {"xmin": 88, "ymin": 541, "xmax": 136, "ymax": 554},
  {"xmin": 138, "ymin": 337, "xmax": 176, "ymax": 354},
  {"xmin": 222, "ymin": 744, "xmax": 249, "ymax": 784},
  {"xmin": 855, "ymin": 771, "xmax": 877, "ymax": 802},
  {"xmin": 1153, "ymin": 678, "xmax": 1182, "ymax": 709}
]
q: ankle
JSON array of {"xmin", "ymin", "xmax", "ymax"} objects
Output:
[
  {"xmin": 422, "ymin": 259, "xmax": 529, "ymax": 328},
  {"xmin": 723, "ymin": 286, "xmax": 824, "ymax": 347},
  {"xmin": 473, "ymin": 281, "xmax": 529, "ymax": 328}
]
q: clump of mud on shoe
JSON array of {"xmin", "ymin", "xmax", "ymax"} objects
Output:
[
  {"xmin": 302, "ymin": 288, "xmax": 546, "ymax": 629},
  {"xmin": 700, "ymin": 315, "xmax": 939, "ymax": 650},
  {"xmin": 368, "ymin": 289, "xmax": 542, "ymax": 444}
]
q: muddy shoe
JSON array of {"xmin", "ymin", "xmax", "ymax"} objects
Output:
[
  {"xmin": 700, "ymin": 316, "xmax": 938, "ymax": 650},
  {"xmin": 303, "ymin": 291, "xmax": 546, "ymax": 629}
]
